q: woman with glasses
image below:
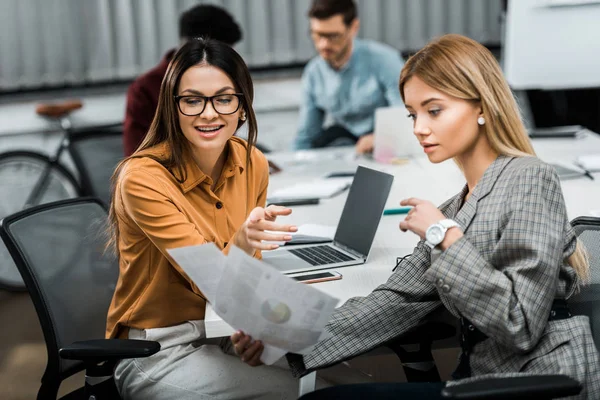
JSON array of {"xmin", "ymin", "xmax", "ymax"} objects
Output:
[{"xmin": 105, "ymin": 38, "xmax": 299, "ymax": 399}]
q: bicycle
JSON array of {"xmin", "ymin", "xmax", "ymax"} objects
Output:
[{"xmin": 0, "ymin": 100, "xmax": 84, "ymax": 290}]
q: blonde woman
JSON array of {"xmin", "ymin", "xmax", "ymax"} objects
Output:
[{"xmin": 233, "ymin": 34, "xmax": 600, "ymax": 399}]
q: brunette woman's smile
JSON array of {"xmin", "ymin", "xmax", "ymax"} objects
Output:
[{"xmin": 195, "ymin": 124, "xmax": 224, "ymax": 139}]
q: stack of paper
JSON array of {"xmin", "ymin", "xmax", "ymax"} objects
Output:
[
  {"xmin": 550, "ymin": 163, "xmax": 589, "ymax": 180},
  {"xmin": 167, "ymin": 244, "xmax": 338, "ymax": 365},
  {"xmin": 576, "ymin": 154, "xmax": 600, "ymax": 172},
  {"xmin": 268, "ymin": 177, "xmax": 353, "ymax": 201}
]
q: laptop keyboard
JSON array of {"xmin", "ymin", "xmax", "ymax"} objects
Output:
[{"xmin": 289, "ymin": 245, "xmax": 355, "ymax": 266}]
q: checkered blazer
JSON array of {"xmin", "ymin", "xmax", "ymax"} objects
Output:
[{"xmin": 289, "ymin": 155, "xmax": 600, "ymax": 398}]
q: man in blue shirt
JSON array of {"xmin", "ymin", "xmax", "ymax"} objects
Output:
[{"xmin": 294, "ymin": 0, "xmax": 404, "ymax": 152}]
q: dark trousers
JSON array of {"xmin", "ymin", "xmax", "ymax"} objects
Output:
[
  {"xmin": 299, "ymin": 382, "xmax": 447, "ymax": 400},
  {"xmin": 311, "ymin": 125, "xmax": 359, "ymax": 148}
]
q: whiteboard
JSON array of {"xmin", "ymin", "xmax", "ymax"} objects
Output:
[{"xmin": 504, "ymin": 0, "xmax": 600, "ymax": 89}]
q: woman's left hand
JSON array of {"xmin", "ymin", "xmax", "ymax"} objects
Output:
[
  {"xmin": 231, "ymin": 330, "xmax": 264, "ymax": 367},
  {"xmin": 398, "ymin": 198, "xmax": 447, "ymax": 239}
]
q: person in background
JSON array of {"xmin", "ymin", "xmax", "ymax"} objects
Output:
[
  {"xmin": 123, "ymin": 5, "xmax": 242, "ymax": 156},
  {"xmin": 294, "ymin": 0, "xmax": 404, "ymax": 153},
  {"xmin": 107, "ymin": 38, "xmax": 299, "ymax": 399},
  {"xmin": 234, "ymin": 34, "xmax": 600, "ymax": 399}
]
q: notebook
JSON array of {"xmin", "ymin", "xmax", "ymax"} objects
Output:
[
  {"xmin": 550, "ymin": 163, "xmax": 589, "ymax": 180},
  {"xmin": 267, "ymin": 177, "xmax": 353, "ymax": 202},
  {"xmin": 262, "ymin": 166, "xmax": 394, "ymax": 274},
  {"xmin": 576, "ymin": 154, "xmax": 600, "ymax": 172}
]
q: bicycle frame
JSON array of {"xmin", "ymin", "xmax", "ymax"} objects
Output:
[{"xmin": 24, "ymin": 116, "xmax": 75, "ymax": 207}]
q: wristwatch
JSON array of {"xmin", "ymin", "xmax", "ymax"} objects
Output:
[{"xmin": 425, "ymin": 219, "xmax": 460, "ymax": 249}]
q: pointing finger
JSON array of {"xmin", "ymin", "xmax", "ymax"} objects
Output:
[
  {"xmin": 264, "ymin": 205, "xmax": 293, "ymax": 220},
  {"xmin": 400, "ymin": 198, "xmax": 424, "ymax": 207}
]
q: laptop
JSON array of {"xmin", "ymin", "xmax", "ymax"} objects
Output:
[{"xmin": 262, "ymin": 166, "xmax": 394, "ymax": 274}]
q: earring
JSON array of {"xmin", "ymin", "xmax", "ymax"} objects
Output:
[
  {"xmin": 240, "ymin": 111, "xmax": 246, "ymax": 121},
  {"xmin": 477, "ymin": 116, "xmax": 485, "ymax": 126}
]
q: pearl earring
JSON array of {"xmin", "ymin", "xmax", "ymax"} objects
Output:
[
  {"xmin": 477, "ymin": 116, "xmax": 485, "ymax": 126},
  {"xmin": 240, "ymin": 112, "xmax": 246, "ymax": 121}
]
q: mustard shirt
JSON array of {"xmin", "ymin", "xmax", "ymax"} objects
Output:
[{"xmin": 106, "ymin": 137, "xmax": 268, "ymax": 339}]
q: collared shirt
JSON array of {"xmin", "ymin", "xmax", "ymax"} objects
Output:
[
  {"xmin": 123, "ymin": 49, "xmax": 176, "ymax": 157},
  {"xmin": 294, "ymin": 39, "xmax": 405, "ymax": 150},
  {"xmin": 106, "ymin": 137, "xmax": 269, "ymax": 339}
]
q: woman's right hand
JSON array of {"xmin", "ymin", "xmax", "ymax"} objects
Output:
[{"xmin": 235, "ymin": 205, "xmax": 297, "ymax": 254}]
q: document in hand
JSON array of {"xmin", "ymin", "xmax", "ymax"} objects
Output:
[{"xmin": 167, "ymin": 244, "xmax": 339, "ymax": 365}]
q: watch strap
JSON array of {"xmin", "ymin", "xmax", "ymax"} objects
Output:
[{"xmin": 439, "ymin": 219, "xmax": 460, "ymax": 230}]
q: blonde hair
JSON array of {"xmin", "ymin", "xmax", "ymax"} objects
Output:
[{"xmin": 399, "ymin": 34, "xmax": 588, "ymax": 283}]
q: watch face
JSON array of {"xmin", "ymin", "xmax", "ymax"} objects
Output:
[{"xmin": 426, "ymin": 225, "xmax": 445, "ymax": 245}]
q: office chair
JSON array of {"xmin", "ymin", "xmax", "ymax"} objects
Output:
[
  {"xmin": 386, "ymin": 306, "xmax": 457, "ymax": 383},
  {"xmin": 439, "ymin": 217, "xmax": 600, "ymax": 399},
  {"xmin": 298, "ymin": 317, "xmax": 457, "ymax": 397},
  {"xmin": 68, "ymin": 126, "xmax": 124, "ymax": 206},
  {"xmin": 570, "ymin": 216, "xmax": 600, "ymax": 348},
  {"xmin": 0, "ymin": 197, "xmax": 159, "ymax": 399},
  {"xmin": 302, "ymin": 218, "xmax": 600, "ymax": 399}
]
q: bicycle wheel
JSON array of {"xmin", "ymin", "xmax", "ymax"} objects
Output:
[{"xmin": 0, "ymin": 151, "xmax": 80, "ymax": 290}]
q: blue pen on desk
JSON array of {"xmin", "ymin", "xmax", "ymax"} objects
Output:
[{"xmin": 383, "ymin": 206, "xmax": 412, "ymax": 215}]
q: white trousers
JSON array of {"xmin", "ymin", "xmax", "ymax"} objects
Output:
[{"xmin": 114, "ymin": 320, "xmax": 303, "ymax": 400}]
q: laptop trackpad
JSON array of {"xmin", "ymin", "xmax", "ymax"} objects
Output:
[{"xmin": 262, "ymin": 250, "xmax": 311, "ymax": 272}]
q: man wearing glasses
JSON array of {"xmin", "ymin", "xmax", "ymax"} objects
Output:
[{"xmin": 294, "ymin": 0, "xmax": 404, "ymax": 153}]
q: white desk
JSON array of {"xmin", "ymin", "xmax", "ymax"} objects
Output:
[{"xmin": 205, "ymin": 131, "xmax": 600, "ymax": 338}]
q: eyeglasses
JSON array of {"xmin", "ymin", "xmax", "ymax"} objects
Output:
[
  {"xmin": 310, "ymin": 30, "xmax": 347, "ymax": 44},
  {"xmin": 174, "ymin": 93, "xmax": 244, "ymax": 116}
]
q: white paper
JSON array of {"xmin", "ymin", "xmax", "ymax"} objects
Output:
[
  {"xmin": 577, "ymin": 154, "xmax": 600, "ymax": 171},
  {"xmin": 546, "ymin": 0, "xmax": 600, "ymax": 7},
  {"xmin": 269, "ymin": 177, "xmax": 353, "ymax": 200},
  {"xmin": 167, "ymin": 243, "xmax": 338, "ymax": 364},
  {"xmin": 167, "ymin": 244, "xmax": 225, "ymax": 303}
]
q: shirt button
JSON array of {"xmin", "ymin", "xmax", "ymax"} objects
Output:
[
  {"xmin": 436, "ymin": 278, "xmax": 444, "ymax": 287},
  {"xmin": 441, "ymin": 284, "xmax": 451, "ymax": 293},
  {"xmin": 216, "ymin": 202, "xmax": 223, "ymax": 209}
]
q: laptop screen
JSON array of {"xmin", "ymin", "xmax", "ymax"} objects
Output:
[{"xmin": 333, "ymin": 166, "xmax": 394, "ymax": 256}]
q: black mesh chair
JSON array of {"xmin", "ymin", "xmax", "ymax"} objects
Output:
[
  {"xmin": 439, "ymin": 216, "xmax": 600, "ymax": 399},
  {"xmin": 301, "ymin": 217, "xmax": 600, "ymax": 400},
  {"xmin": 68, "ymin": 127, "xmax": 124, "ymax": 206},
  {"xmin": 570, "ymin": 216, "xmax": 600, "ymax": 349},
  {"xmin": 0, "ymin": 197, "xmax": 159, "ymax": 399},
  {"xmin": 386, "ymin": 307, "xmax": 458, "ymax": 383}
]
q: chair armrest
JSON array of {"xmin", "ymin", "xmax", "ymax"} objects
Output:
[
  {"xmin": 440, "ymin": 375, "xmax": 582, "ymax": 399},
  {"xmin": 392, "ymin": 321, "xmax": 456, "ymax": 345},
  {"xmin": 59, "ymin": 339, "xmax": 160, "ymax": 363}
]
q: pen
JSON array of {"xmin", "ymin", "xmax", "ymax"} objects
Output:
[{"xmin": 383, "ymin": 206, "xmax": 413, "ymax": 215}]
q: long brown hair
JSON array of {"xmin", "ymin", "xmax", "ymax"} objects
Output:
[
  {"xmin": 107, "ymin": 37, "xmax": 258, "ymax": 254},
  {"xmin": 399, "ymin": 34, "xmax": 588, "ymax": 283}
]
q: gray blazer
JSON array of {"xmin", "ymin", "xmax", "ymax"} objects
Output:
[{"xmin": 290, "ymin": 155, "xmax": 600, "ymax": 398}]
